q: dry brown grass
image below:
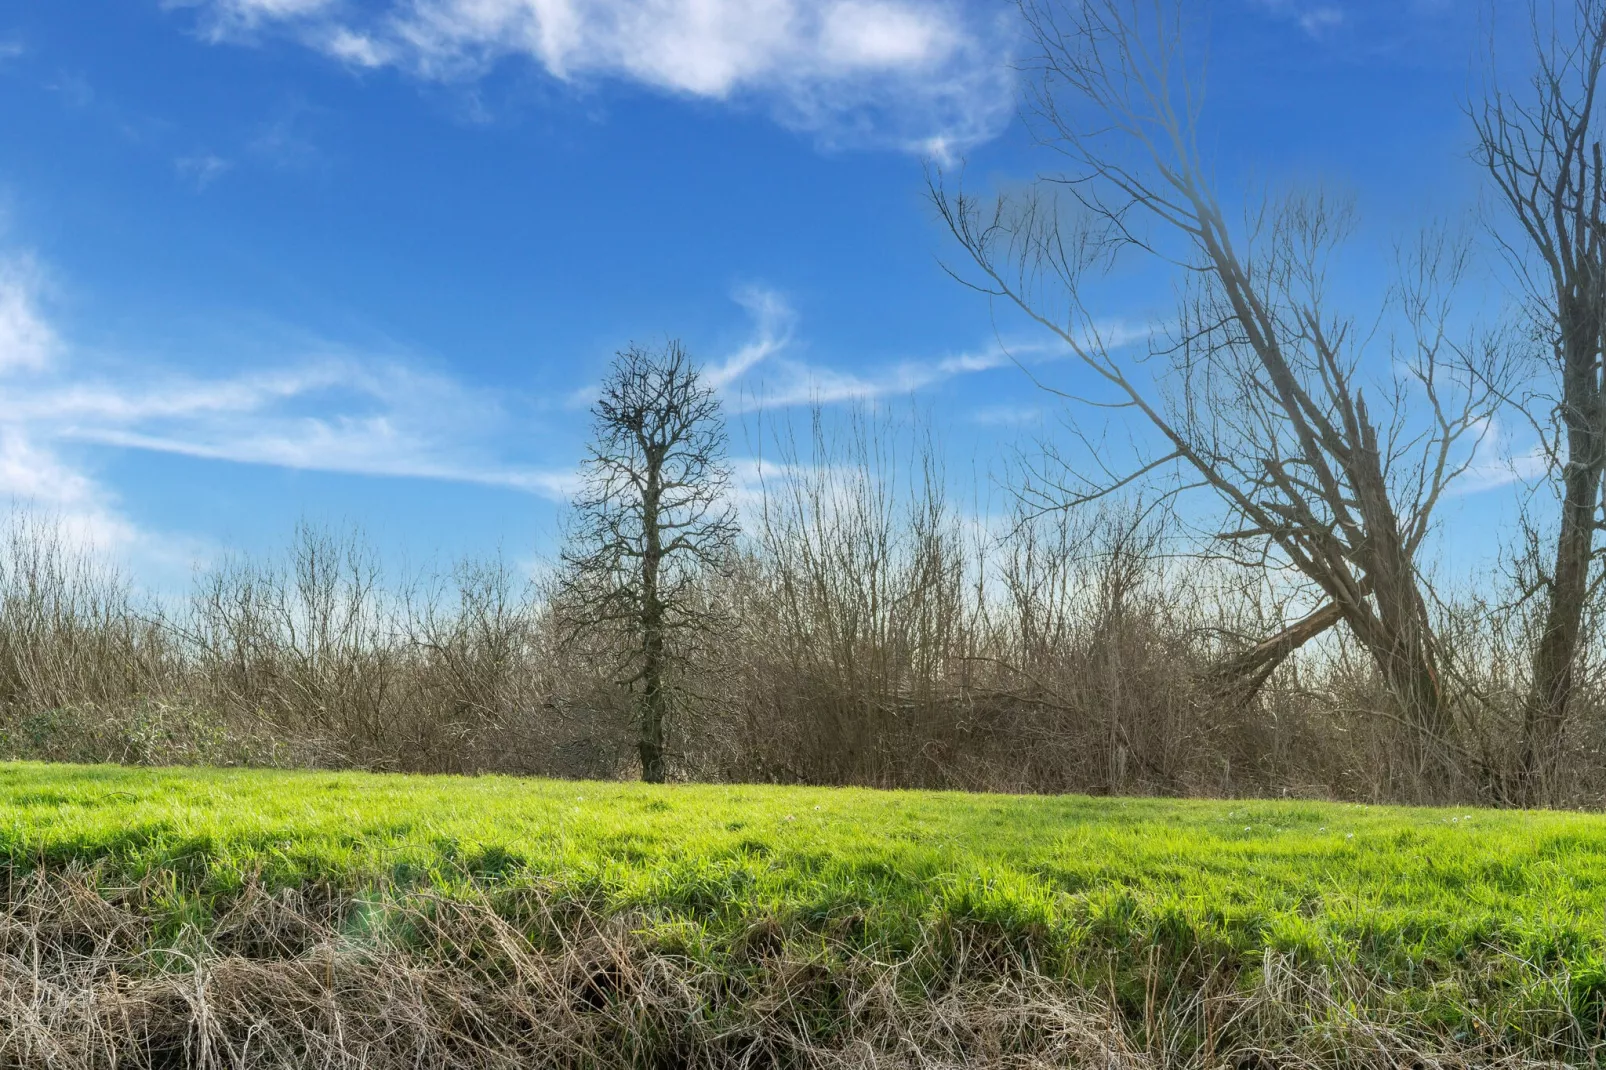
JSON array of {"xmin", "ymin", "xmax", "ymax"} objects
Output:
[{"xmin": 0, "ymin": 869, "xmax": 1585, "ymax": 1070}]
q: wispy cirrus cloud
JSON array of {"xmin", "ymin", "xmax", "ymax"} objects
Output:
[
  {"xmin": 1253, "ymin": 0, "xmax": 1346, "ymax": 37},
  {"xmin": 0, "ymin": 255, "xmax": 58, "ymax": 373},
  {"xmin": 970, "ymin": 403, "xmax": 1044, "ymax": 426},
  {"xmin": 1448, "ymin": 415, "xmax": 1551, "ymax": 498},
  {"xmin": 565, "ymin": 283, "xmax": 1086, "ymax": 425},
  {"xmin": 31, "ymin": 355, "xmax": 577, "ymax": 499},
  {"xmin": 0, "ymin": 245, "xmax": 579, "ymax": 569},
  {"xmin": 0, "ymin": 259, "xmax": 144, "ymax": 555},
  {"xmin": 710, "ymin": 286, "xmax": 1153, "ymax": 412},
  {"xmin": 175, "ymin": 151, "xmax": 232, "ymax": 190},
  {"xmin": 178, "ymin": 0, "xmax": 1015, "ymax": 155},
  {"xmin": 705, "ymin": 286, "xmax": 795, "ymax": 390}
]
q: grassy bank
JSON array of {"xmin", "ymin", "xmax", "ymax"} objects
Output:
[{"xmin": 2, "ymin": 762, "xmax": 1603, "ymax": 1067}]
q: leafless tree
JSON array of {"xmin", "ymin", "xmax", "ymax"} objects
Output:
[
  {"xmin": 559, "ymin": 342, "xmax": 738, "ymax": 783},
  {"xmin": 1475, "ymin": 0, "xmax": 1606, "ymax": 806},
  {"xmin": 934, "ymin": 0, "xmax": 1508, "ymax": 786}
]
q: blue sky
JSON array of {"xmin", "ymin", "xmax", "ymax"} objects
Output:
[{"xmin": 0, "ymin": 0, "xmax": 1531, "ymax": 584}]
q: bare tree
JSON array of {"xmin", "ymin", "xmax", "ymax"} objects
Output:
[
  {"xmin": 934, "ymin": 0, "xmax": 1507, "ymax": 786},
  {"xmin": 1475, "ymin": 0, "xmax": 1606, "ymax": 806},
  {"xmin": 559, "ymin": 342, "xmax": 738, "ymax": 783}
]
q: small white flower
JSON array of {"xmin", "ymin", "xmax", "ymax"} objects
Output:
[{"xmin": 1346, "ymin": 833, "xmax": 1355, "ymax": 839}]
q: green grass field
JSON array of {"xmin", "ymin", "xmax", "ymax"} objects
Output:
[{"xmin": 4, "ymin": 761, "xmax": 1605, "ymax": 1065}]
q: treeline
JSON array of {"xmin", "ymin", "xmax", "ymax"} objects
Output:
[{"xmin": 1, "ymin": 411, "xmax": 1600, "ymax": 807}]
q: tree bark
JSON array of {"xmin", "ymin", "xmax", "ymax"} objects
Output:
[
  {"xmin": 639, "ymin": 447, "xmax": 667, "ymax": 784},
  {"xmin": 1362, "ymin": 551, "xmax": 1451, "ymax": 747},
  {"xmin": 639, "ymin": 630, "xmax": 667, "ymax": 783},
  {"xmin": 1519, "ymin": 322, "xmax": 1606, "ymax": 806},
  {"xmin": 1212, "ymin": 600, "xmax": 1346, "ymax": 698}
]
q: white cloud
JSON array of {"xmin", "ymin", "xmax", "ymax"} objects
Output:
[
  {"xmin": 0, "ymin": 427, "xmax": 114, "ymax": 519},
  {"xmin": 708, "ymin": 290, "xmax": 1152, "ymax": 412},
  {"xmin": 325, "ymin": 27, "xmax": 390, "ymax": 67},
  {"xmin": 1449, "ymin": 416, "xmax": 1550, "ymax": 497},
  {"xmin": 0, "ymin": 257, "xmax": 57, "ymax": 372},
  {"xmin": 0, "ymin": 269, "xmax": 158, "ymax": 562},
  {"xmin": 0, "ymin": 247, "xmax": 1139, "ymax": 580},
  {"xmin": 562, "ymin": 286, "xmax": 1085, "ymax": 422},
  {"xmin": 705, "ymin": 285, "xmax": 794, "ymax": 389},
  {"xmin": 1299, "ymin": 8, "xmax": 1343, "ymax": 34},
  {"xmin": 0, "ymin": 244, "xmax": 579, "ymax": 581},
  {"xmin": 0, "ymin": 430, "xmax": 143, "ymax": 555},
  {"xmin": 194, "ymin": 0, "xmax": 339, "ymax": 34},
  {"xmin": 185, "ymin": 0, "xmax": 1015, "ymax": 152},
  {"xmin": 30, "ymin": 356, "xmax": 577, "ymax": 499},
  {"xmin": 76, "ymin": 425, "xmax": 578, "ymax": 498},
  {"xmin": 176, "ymin": 152, "xmax": 232, "ymax": 189},
  {"xmin": 970, "ymin": 403, "xmax": 1043, "ymax": 426},
  {"xmin": 0, "ymin": 250, "xmax": 1150, "ymax": 566},
  {"xmin": 1254, "ymin": 0, "xmax": 1345, "ymax": 37},
  {"xmin": 821, "ymin": 2, "xmax": 948, "ymax": 67}
]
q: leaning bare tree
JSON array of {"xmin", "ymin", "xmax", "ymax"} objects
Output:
[
  {"xmin": 935, "ymin": 0, "xmax": 1507, "ymax": 789},
  {"xmin": 559, "ymin": 342, "xmax": 738, "ymax": 783},
  {"xmin": 1475, "ymin": 0, "xmax": 1606, "ymax": 806}
]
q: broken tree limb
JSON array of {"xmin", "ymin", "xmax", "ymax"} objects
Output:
[{"xmin": 1211, "ymin": 601, "xmax": 1347, "ymax": 700}]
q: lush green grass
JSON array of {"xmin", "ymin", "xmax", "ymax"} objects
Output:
[
  {"xmin": 3, "ymin": 760, "xmax": 1604, "ymax": 1045},
  {"xmin": 3, "ymin": 761, "xmax": 1602, "ymax": 967}
]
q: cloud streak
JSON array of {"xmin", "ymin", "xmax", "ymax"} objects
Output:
[
  {"xmin": 29, "ymin": 356, "xmax": 577, "ymax": 498},
  {"xmin": 184, "ymin": 0, "xmax": 1015, "ymax": 154},
  {"xmin": 1253, "ymin": 0, "xmax": 1346, "ymax": 37},
  {"xmin": 0, "ymin": 247, "xmax": 1128, "ymax": 575},
  {"xmin": 1447, "ymin": 416, "xmax": 1551, "ymax": 498},
  {"xmin": 0, "ymin": 264, "xmax": 150, "ymax": 558},
  {"xmin": 0, "ymin": 250, "xmax": 579, "ymax": 571},
  {"xmin": 705, "ymin": 286, "xmax": 795, "ymax": 389},
  {"xmin": 175, "ymin": 152, "xmax": 232, "ymax": 189},
  {"xmin": 0, "ymin": 256, "xmax": 58, "ymax": 373},
  {"xmin": 710, "ymin": 288, "xmax": 1153, "ymax": 412}
]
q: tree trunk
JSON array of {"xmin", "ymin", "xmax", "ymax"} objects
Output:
[
  {"xmin": 639, "ymin": 625, "xmax": 667, "ymax": 784},
  {"xmin": 1343, "ymin": 410, "xmax": 1454, "ymax": 783},
  {"xmin": 1346, "ymin": 565, "xmax": 1450, "ymax": 791},
  {"xmin": 1474, "ymin": 16, "xmax": 1606, "ymax": 808},
  {"xmin": 639, "ymin": 448, "xmax": 667, "ymax": 784},
  {"xmin": 1519, "ymin": 322, "xmax": 1606, "ymax": 807}
]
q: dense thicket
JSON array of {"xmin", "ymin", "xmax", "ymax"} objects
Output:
[{"xmin": 2, "ymin": 413, "xmax": 1600, "ymax": 807}]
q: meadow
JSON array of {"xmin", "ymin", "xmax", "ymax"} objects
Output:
[{"xmin": 3, "ymin": 761, "xmax": 1604, "ymax": 1067}]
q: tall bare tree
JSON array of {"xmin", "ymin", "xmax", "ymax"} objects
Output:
[
  {"xmin": 935, "ymin": 0, "xmax": 1507, "ymax": 786},
  {"xmin": 560, "ymin": 342, "xmax": 738, "ymax": 783},
  {"xmin": 1475, "ymin": 0, "xmax": 1606, "ymax": 806}
]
